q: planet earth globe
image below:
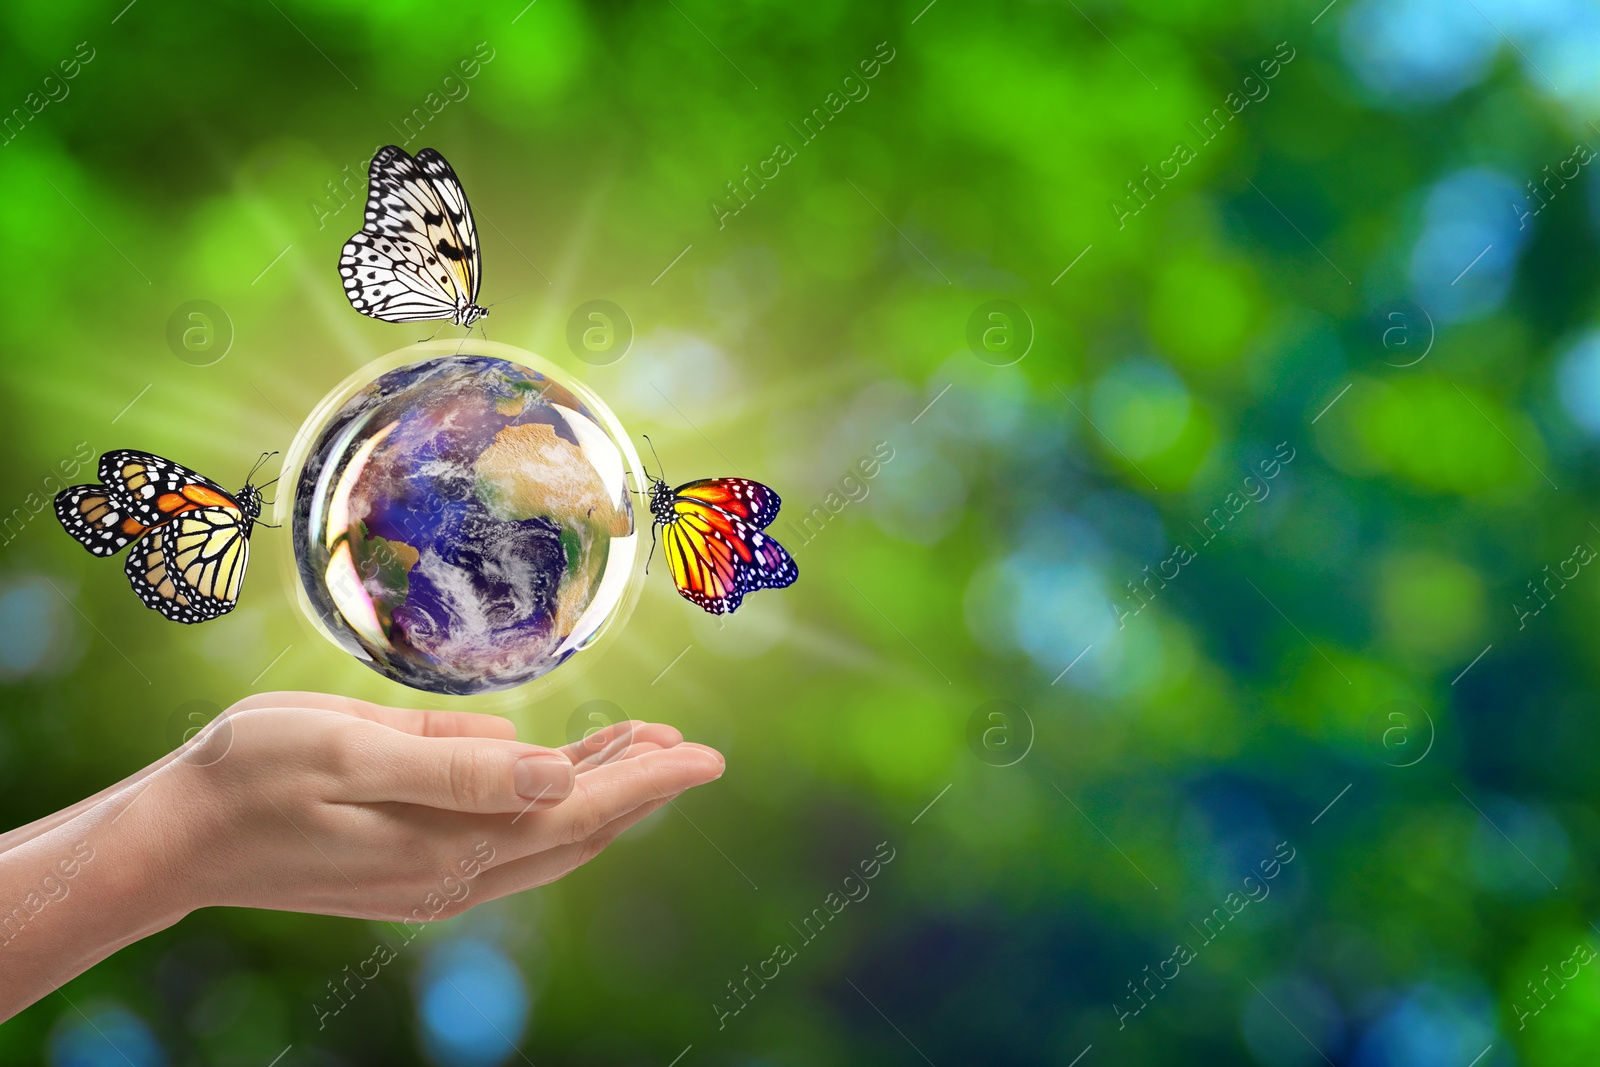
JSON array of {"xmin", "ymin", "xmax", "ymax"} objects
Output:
[{"xmin": 287, "ymin": 342, "xmax": 643, "ymax": 695}]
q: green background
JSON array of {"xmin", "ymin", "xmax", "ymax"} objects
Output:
[{"xmin": 1, "ymin": 0, "xmax": 1598, "ymax": 1063}]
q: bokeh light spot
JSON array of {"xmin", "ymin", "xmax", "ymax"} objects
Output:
[
  {"xmin": 49, "ymin": 1003, "xmax": 166, "ymax": 1067},
  {"xmin": 417, "ymin": 938, "xmax": 532, "ymax": 1067},
  {"xmin": 1090, "ymin": 359, "xmax": 1192, "ymax": 462},
  {"xmin": 1375, "ymin": 550, "xmax": 1486, "ymax": 663}
]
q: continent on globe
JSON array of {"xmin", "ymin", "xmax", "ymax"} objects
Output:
[
  {"xmin": 356, "ymin": 530, "xmax": 419, "ymax": 631},
  {"xmin": 475, "ymin": 422, "xmax": 633, "ymax": 642},
  {"xmin": 476, "ymin": 422, "xmax": 632, "ymax": 534}
]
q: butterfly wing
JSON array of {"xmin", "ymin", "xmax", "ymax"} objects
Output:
[
  {"xmin": 54, "ymin": 484, "xmax": 146, "ymax": 556},
  {"xmin": 124, "ymin": 508, "xmax": 248, "ymax": 624},
  {"xmin": 661, "ymin": 505, "xmax": 744, "ymax": 615},
  {"xmin": 339, "ymin": 231, "xmax": 464, "ymax": 322},
  {"xmin": 671, "ymin": 478, "xmax": 783, "ymax": 529},
  {"xmin": 123, "ymin": 527, "xmax": 213, "ymax": 624},
  {"xmin": 338, "ymin": 145, "xmax": 480, "ymax": 323},
  {"xmin": 414, "ymin": 147, "xmax": 482, "ymax": 306},
  {"xmin": 98, "ymin": 450, "xmax": 240, "ymax": 528},
  {"xmin": 661, "ymin": 483, "xmax": 797, "ymax": 615},
  {"xmin": 169, "ymin": 507, "xmax": 251, "ymax": 606},
  {"xmin": 738, "ymin": 524, "xmax": 798, "ymax": 595}
]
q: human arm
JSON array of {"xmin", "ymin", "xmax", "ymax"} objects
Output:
[{"xmin": 0, "ymin": 693, "xmax": 723, "ymax": 1020}]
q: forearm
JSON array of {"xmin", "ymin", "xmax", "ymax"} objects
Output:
[
  {"xmin": 0, "ymin": 768, "xmax": 196, "ymax": 1020},
  {"xmin": 0, "ymin": 751, "xmax": 178, "ymax": 855}
]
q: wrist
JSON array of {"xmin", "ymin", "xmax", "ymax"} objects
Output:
[{"xmin": 81, "ymin": 760, "xmax": 216, "ymax": 925}]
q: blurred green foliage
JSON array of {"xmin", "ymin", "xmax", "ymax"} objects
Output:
[{"xmin": 2, "ymin": 0, "xmax": 1600, "ymax": 1064}]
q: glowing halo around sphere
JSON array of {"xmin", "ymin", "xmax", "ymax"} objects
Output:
[{"xmin": 277, "ymin": 340, "xmax": 646, "ymax": 697}]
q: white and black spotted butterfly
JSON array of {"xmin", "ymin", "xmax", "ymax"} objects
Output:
[
  {"xmin": 54, "ymin": 451, "xmax": 274, "ymax": 624},
  {"xmin": 338, "ymin": 145, "xmax": 487, "ymax": 327}
]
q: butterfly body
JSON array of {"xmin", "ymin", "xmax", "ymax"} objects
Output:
[
  {"xmin": 648, "ymin": 475, "xmax": 798, "ymax": 615},
  {"xmin": 54, "ymin": 451, "xmax": 268, "ymax": 624},
  {"xmin": 647, "ymin": 478, "xmax": 680, "ymax": 527},
  {"xmin": 339, "ymin": 145, "xmax": 487, "ymax": 327}
]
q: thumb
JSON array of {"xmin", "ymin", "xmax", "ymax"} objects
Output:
[{"xmin": 341, "ymin": 724, "xmax": 575, "ymax": 814}]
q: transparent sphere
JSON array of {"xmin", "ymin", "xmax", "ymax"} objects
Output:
[{"xmin": 287, "ymin": 342, "xmax": 643, "ymax": 695}]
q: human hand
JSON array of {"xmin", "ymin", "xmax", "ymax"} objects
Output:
[
  {"xmin": 0, "ymin": 691, "xmax": 721, "ymax": 1020},
  {"xmin": 123, "ymin": 691, "xmax": 724, "ymax": 921}
]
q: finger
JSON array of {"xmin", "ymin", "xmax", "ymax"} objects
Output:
[
  {"xmin": 568, "ymin": 741, "xmax": 666, "ymax": 771},
  {"xmin": 501, "ymin": 744, "xmax": 722, "ymax": 859},
  {"xmin": 626, "ymin": 721, "xmax": 684, "ymax": 749},
  {"xmin": 371, "ymin": 707, "xmax": 518, "ymax": 740},
  {"xmin": 340, "ymin": 723, "xmax": 575, "ymax": 814},
  {"xmin": 230, "ymin": 691, "xmax": 389, "ymax": 716},
  {"xmin": 563, "ymin": 721, "xmax": 684, "ymax": 771},
  {"xmin": 472, "ymin": 796, "xmax": 678, "ymax": 900},
  {"xmin": 231, "ymin": 692, "xmax": 517, "ymax": 740},
  {"xmin": 559, "ymin": 720, "xmax": 637, "ymax": 767}
]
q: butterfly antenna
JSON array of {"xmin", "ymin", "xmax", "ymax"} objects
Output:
[
  {"xmin": 246, "ymin": 450, "xmax": 279, "ymax": 484},
  {"xmin": 641, "ymin": 434, "xmax": 666, "ymax": 483}
]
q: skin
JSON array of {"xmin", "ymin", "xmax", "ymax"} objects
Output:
[{"xmin": 0, "ymin": 691, "xmax": 725, "ymax": 1020}]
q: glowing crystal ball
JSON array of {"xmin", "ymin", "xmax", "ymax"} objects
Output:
[{"xmin": 288, "ymin": 342, "xmax": 643, "ymax": 695}]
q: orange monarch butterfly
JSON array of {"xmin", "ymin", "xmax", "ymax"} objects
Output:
[
  {"xmin": 338, "ymin": 145, "xmax": 487, "ymax": 327},
  {"xmin": 54, "ymin": 450, "xmax": 274, "ymax": 624},
  {"xmin": 643, "ymin": 441, "xmax": 798, "ymax": 615}
]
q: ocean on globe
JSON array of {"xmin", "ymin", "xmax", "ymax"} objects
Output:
[{"xmin": 288, "ymin": 343, "xmax": 642, "ymax": 695}]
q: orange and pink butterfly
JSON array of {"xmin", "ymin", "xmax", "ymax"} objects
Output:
[{"xmin": 641, "ymin": 448, "xmax": 798, "ymax": 616}]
